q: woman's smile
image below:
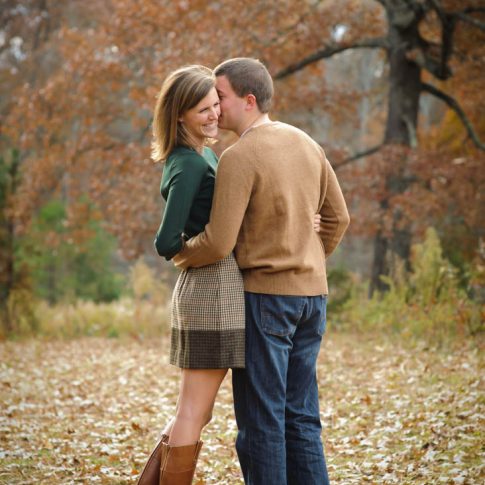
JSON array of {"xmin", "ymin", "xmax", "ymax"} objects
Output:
[{"xmin": 179, "ymin": 87, "xmax": 220, "ymax": 147}]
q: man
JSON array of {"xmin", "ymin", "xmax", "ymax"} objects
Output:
[{"xmin": 173, "ymin": 58, "xmax": 349, "ymax": 485}]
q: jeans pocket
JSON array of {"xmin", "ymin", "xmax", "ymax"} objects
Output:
[{"xmin": 260, "ymin": 294, "xmax": 301, "ymax": 337}]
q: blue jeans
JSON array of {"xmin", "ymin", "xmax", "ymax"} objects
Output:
[{"xmin": 232, "ymin": 292, "xmax": 330, "ymax": 485}]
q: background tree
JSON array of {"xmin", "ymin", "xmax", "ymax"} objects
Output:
[
  {"xmin": 273, "ymin": 0, "xmax": 485, "ymax": 293},
  {"xmin": 18, "ymin": 198, "xmax": 123, "ymax": 304},
  {"xmin": 0, "ymin": 149, "xmax": 20, "ymax": 331},
  {"xmin": 1, "ymin": 0, "xmax": 483, "ymax": 313}
]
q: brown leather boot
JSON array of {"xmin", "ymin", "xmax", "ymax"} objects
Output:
[
  {"xmin": 159, "ymin": 441, "xmax": 203, "ymax": 485},
  {"xmin": 137, "ymin": 434, "xmax": 169, "ymax": 485}
]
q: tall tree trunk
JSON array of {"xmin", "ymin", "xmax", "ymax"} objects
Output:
[
  {"xmin": 370, "ymin": 2, "xmax": 422, "ymax": 295},
  {"xmin": 0, "ymin": 151, "xmax": 19, "ymax": 333}
]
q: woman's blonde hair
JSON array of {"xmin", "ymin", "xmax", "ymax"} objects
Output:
[{"xmin": 151, "ymin": 65, "xmax": 215, "ymax": 162}]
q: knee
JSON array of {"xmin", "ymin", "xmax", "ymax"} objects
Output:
[{"xmin": 286, "ymin": 418, "xmax": 322, "ymax": 441}]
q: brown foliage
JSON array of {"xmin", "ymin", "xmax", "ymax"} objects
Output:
[
  {"xmin": 0, "ymin": 0, "xmax": 483, "ymax": 263},
  {"xmin": 0, "ymin": 334, "xmax": 482, "ymax": 483}
]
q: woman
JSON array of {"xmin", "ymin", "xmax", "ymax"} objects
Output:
[{"xmin": 137, "ymin": 65, "xmax": 245, "ymax": 485}]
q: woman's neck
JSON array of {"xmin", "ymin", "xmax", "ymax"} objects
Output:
[{"xmin": 185, "ymin": 134, "xmax": 205, "ymax": 154}]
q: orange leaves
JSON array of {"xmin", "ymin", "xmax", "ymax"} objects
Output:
[{"xmin": 1, "ymin": 0, "xmax": 483, "ymax": 263}]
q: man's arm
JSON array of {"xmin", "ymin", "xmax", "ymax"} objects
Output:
[
  {"xmin": 319, "ymin": 157, "xmax": 350, "ymax": 258},
  {"xmin": 173, "ymin": 150, "xmax": 253, "ymax": 269}
]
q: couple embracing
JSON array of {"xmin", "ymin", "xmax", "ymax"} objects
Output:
[{"xmin": 137, "ymin": 58, "xmax": 349, "ymax": 485}]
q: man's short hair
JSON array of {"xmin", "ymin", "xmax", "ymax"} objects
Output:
[{"xmin": 214, "ymin": 58, "xmax": 274, "ymax": 113}]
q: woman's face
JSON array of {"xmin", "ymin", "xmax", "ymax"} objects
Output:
[{"xmin": 179, "ymin": 87, "xmax": 220, "ymax": 145}]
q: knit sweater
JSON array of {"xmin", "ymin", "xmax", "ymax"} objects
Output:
[
  {"xmin": 154, "ymin": 146, "xmax": 218, "ymax": 260},
  {"xmin": 173, "ymin": 122, "xmax": 350, "ymax": 295}
]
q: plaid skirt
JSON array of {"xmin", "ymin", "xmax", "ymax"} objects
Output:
[{"xmin": 170, "ymin": 253, "xmax": 245, "ymax": 369}]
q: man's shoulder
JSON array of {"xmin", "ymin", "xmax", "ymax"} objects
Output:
[
  {"xmin": 272, "ymin": 121, "xmax": 322, "ymax": 147},
  {"xmin": 217, "ymin": 121, "xmax": 324, "ymax": 167},
  {"xmin": 218, "ymin": 138, "xmax": 251, "ymax": 165}
]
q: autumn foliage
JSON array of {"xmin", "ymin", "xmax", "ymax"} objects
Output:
[
  {"xmin": 0, "ymin": 1, "xmax": 484, "ymax": 324},
  {"xmin": 0, "ymin": 5, "xmax": 484, "ymax": 482}
]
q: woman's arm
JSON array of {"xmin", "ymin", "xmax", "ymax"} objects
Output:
[{"xmin": 154, "ymin": 155, "xmax": 207, "ymax": 260}]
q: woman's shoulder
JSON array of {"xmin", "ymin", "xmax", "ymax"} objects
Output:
[
  {"xmin": 167, "ymin": 145, "xmax": 200, "ymax": 161},
  {"xmin": 202, "ymin": 146, "xmax": 218, "ymax": 166},
  {"xmin": 166, "ymin": 146, "xmax": 207, "ymax": 170}
]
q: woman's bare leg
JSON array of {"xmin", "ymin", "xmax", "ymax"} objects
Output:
[
  {"xmin": 168, "ymin": 368, "xmax": 228, "ymax": 446},
  {"xmin": 161, "ymin": 417, "xmax": 175, "ymax": 437},
  {"xmin": 161, "ymin": 389, "xmax": 181, "ymax": 437}
]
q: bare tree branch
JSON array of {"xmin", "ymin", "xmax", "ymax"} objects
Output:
[
  {"xmin": 454, "ymin": 12, "xmax": 485, "ymax": 31},
  {"xmin": 423, "ymin": 0, "xmax": 456, "ymax": 80},
  {"xmin": 374, "ymin": 0, "xmax": 390, "ymax": 9},
  {"xmin": 406, "ymin": 47, "xmax": 452, "ymax": 80},
  {"xmin": 461, "ymin": 7, "xmax": 485, "ymax": 14},
  {"xmin": 333, "ymin": 143, "xmax": 385, "ymax": 171},
  {"xmin": 426, "ymin": 0, "xmax": 446, "ymax": 22},
  {"xmin": 274, "ymin": 38, "xmax": 389, "ymax": 79},
  {"xmin": 421, "ymin": 82, "xmax": 485, "ymax": 151},
  {"xmin": 75, "ymin": 143, "xmax": 117, "ymax": 157}
]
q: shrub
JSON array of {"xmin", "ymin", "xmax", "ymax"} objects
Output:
[
  {"xmin": 33, "ymin": 297, "xmax": 170, "ymax": 339},
  {"xmin": 332, "ymin": 228, "xmax": 483, "ymax": 345},
  {"xmin": 6, "ymin": 259, "xmax": 172, "ymax": 339},
  {"xmin": 19, "ymin": 198, "xmax": 124, "ymax": 304}
]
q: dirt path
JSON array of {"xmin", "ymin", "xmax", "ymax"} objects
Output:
[{"xmin": 0, "ymin": 334, "xmax": 483, "ymax": 484}]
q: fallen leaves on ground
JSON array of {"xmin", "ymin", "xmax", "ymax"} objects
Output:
[{"xmin": 0, "ymin": 333, "xmax": 483, "ymax": 484}]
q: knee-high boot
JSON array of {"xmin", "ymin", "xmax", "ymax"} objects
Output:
[
  {"xmin": 159, "ymin": 441, "xmax": 203, "ymax": 485},
  {"xmin": 137, "ymin": 434, "xmax": 169, "ymax": 485}
]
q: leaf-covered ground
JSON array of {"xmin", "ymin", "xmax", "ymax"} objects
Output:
[{"xmin": 0, "ymin": 333, "xmax": 483, "ymax": 484}]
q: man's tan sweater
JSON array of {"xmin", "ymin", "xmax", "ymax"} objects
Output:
[{"xmin": 173, "ymin": 121, "xmax": 350, "ymax": 295}]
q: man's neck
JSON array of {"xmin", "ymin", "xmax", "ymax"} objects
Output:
[{"xmin": 237, "ymin": 113, "xmax": 271, "ymax": 137}]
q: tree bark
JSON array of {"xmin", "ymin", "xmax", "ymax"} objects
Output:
[
  {"xmin": 0, "ymin": 151, "xmax": 19, "ymax": 333},
  {"xmin": 369, "ymin": 1, "xmax": 422, "ymax": 295}
]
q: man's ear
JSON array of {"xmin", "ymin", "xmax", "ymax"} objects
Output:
[{"xmin": 245, "ymin": 94, "xmax": 257, "ymax": 111}]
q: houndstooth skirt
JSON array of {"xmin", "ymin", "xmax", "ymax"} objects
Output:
[{"xmin": 170, "ymin": 253, "xmax": 245, "ymax": 369}]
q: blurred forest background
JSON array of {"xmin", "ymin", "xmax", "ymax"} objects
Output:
[
  {"xmin": 1, "ymin": 1, "xmax": 484, "ymax": 483},
  {"xmin": 0, "ymin": 0, "xmax": 484, "ymax": 342}
]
